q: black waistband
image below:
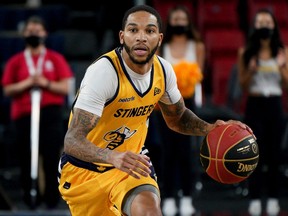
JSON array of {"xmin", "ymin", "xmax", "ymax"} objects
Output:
[{"xmin": 60, "ymin": 152, "xmax": 115, "ymax": 173}]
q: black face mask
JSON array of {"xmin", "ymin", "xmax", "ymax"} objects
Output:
[
  {"xmin": 166, "ymin": 24, "xmax": 190, "ymax": 36},
  {"xmin": 25, "ymin": 35, "xmax": 45, "ymax": 48},
  {"xmin": 255, "ymin": 27, "xmax": 274, "ymax": 40}
]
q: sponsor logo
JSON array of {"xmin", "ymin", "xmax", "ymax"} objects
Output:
[
  {"xmin": 97, "ymin": 166, "xmax": 107, "ymax": 172},
  {"xmin": 237, "ymin": 162, "xmax": 258, "ymax": 172},
  {"xmin": 118, "ymin": 96, "xmax": 135, "ymax": 102},
  {"xmin": 237, "ymin": 145, "xmax": 251, "ymax": 154},
  {"xmin": 154, "ymin": 87, "xmax": 161, "ymax": 96},
  {"xmin": 252, "ymin": 143, "xmax": 258, "ymax": 154}
]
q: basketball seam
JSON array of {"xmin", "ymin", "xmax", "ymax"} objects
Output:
[
  {"xmin": 216, "ymin": 125, "xmax": 230, "ymax": 183},
  {"xmin": 199, "ymin": 154, "xmax": 259, "ymax": 162}
]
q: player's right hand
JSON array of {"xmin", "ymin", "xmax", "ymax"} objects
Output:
[{"xmin": 109, "ymin": 151, "xmax": 151, "ymax": 179}]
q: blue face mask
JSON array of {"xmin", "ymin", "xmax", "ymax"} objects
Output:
[{"xmin": 255, "ymin": 27, "xmax": 274, "ymax": 40}]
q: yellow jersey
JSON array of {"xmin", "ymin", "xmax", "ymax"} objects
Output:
[{"xmin": 71, "ymin": 48, "xmax": 166, "ymax": 159}]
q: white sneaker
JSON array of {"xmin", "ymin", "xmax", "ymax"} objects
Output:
[
  {"xmin": 248, "ymin": 199, "xmax": 262, "ymax": 216},
  {"xmin": 266, "ymin": 198, "xmax": 280, "ymax": 216},
  {"xmin": 162, "ymin": 198, "xmax": 177, "ymax": 216},
  {"xmin": 179, "ymin": 196, "xmax": 196, "ymax": 216}
]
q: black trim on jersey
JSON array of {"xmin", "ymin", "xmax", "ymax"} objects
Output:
[
  {"xmin": 69, "ymin": 51, "xmax": 121, "ymax": 111},
  {"xmin": 101, "ymin": 53, "xmax": 120, "ymax": 107},
  {"xmin": 115, "ymin": 47, "xmax": 154, "ymax": 98},
  {"xmin": 70, "ymin": 91, "xmax": 79, "ymax": 114},
  {"xmin": 156, "ymin": 56, "xmax": 167, "ymax": 93},
  {"xmin": 60, "ymin": 152, "xmax": 115, "ymax": 173}
]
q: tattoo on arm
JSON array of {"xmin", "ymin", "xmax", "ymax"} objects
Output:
[
  {"xmin": 64, "ymin": 108, "xmax": 111, "ymax": 163},
  {"xmin": 179, "ymin": 109, "xmax": 209, "ymax": 135},
  {"xmin": 159, "ymin": 99, "xmax": 210, "ymax": 136}
]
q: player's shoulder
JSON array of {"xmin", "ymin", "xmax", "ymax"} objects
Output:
[
  {"xmin": 155, "ymin": 55, "xmax": 173, "ymax": 69},
  {"xmin": 85, "ymin": 56, "xmax": 117, "ymax": 80},
  {"xmin": 155, "ymin": 55, "xmax": 175, "ymax": 76}
]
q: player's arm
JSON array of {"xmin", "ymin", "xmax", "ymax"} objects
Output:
[
  {"xmin": 64, "ymin": 107, "xmax": 151, "ymax": 179},
  {"xmin": 158, "ymin": 98, "xmax": 248, "ymax": 136},
  {"xmin": 159, "ymin": 58, "xmax": 249, "ymax": 136},
  {"xmin": 158, "ymin": 98, "xmax": 213, "ymax": 136}
]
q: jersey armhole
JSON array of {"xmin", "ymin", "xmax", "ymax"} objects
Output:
[{"xmin": 102, "ymin": 56, "xmax": 120, "ymax": 107}]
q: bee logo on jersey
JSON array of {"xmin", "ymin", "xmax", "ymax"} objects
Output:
[
  {"xmin": 104, "ymin": 126, "xmax": 137, "ymax": 150},
  {"xmin": 154, "ymin": 87, "xmax": 161, "ymax": 96}
]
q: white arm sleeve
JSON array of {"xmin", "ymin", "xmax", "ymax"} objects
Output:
[
  {"xmin": 158, "ymin": 57, "xmax": 182, "ymax": 105},
  {"xmin": 74, "ymin": 58, "xmax": 118, "ymax": 117}
]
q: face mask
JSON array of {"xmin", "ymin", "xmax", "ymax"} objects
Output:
[
  {"xmin": 255, "ymin": 27, "xmax": 274, "ymax": 40},
  {"xmin": 166, "ymin": 24, "xmax": 190, "ymax": 36},
  {"xmin": 25, "ymin": 35, "xmax": 45, "ymax": 48}
]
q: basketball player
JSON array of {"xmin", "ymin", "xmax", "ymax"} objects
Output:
[{"xmin": 58, "ymin": 5, "xmax": 251, "ymax": 216}]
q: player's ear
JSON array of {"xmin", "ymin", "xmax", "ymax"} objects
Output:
[
  {"xmin": 158, "ymin": 33, "xmax": 163, "ymax": 47},
  {"xmin": 119, "ymin": 30, "xmax": 124, "ymax": 45}
]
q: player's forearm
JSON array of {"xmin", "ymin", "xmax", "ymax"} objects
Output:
[
  {"xmin": 168, "ymin": 108, "xmax": 213, "ymax": 136},
  {"xmin": 63, "ymin": 108, "xmax": 113, "ymax": 164},
  {"xmin": 64, "ymin": 132, "xmax": 112, "ymax": 164},
  {"xmin": 159, "ymin": 98, "xmax": 213, "ymax": 136}
]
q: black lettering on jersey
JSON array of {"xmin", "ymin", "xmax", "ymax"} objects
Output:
[{"xmin": 114, "ymin": 104, "xmax": 156, "ymax": 118}]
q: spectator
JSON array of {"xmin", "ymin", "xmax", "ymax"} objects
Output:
[
  {"xmin": 237, "ymin": 8, "xmax": 288, "ymax": 216},
  {"xmin": 1, "ymin": 15, "xmax": 74, "ymax": 209},
  {"xmin": 156, "ymin": 5, "xmax": 205, "ymax": 216}
]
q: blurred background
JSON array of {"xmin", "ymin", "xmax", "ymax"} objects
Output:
[{"xmin": 0, "ymin": 0, "xmax": 287, "ymax": 215}]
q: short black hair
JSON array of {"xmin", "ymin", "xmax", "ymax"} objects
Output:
[{"xmin": 122, "ymin": 5, "xmax": 162, "ymax": 32}]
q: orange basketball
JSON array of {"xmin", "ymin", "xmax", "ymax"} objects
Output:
[{"xmin": 200, "ymin": 123, "xmax": 259, "ymax": 184}]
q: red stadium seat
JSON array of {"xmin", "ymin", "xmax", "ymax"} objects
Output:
[
  {"xmin": 211, "ymin": 57, "xmax": 237, "ymax": 106},
  {"xmin": 197, "ymin": 1, "xmax": 240, "ymax": 34},
  {"xmin": 151, "ymin": 0, "xmax": 195, "ymax": 24},
  {"xmin": 204, "ymin": 29, "xmax": 245, "ymax": 66},
  {"xmin": 280, "ymin": 29, "xmax": 288, "ymax": 47}
]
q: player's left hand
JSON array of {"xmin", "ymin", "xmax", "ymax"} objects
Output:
[{"xmin": 212, "ymin": 119, "xmax": 256, "ymax": 139}]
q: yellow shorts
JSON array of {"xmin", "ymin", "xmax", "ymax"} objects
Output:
[{"xmin": 58, "ymin": 154, "xmax": 159, "ymax": 216}]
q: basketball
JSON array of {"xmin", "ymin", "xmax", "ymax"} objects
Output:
[{"xmin": 200, "ymin": 123, "xmax": 259, "ymax": 184}]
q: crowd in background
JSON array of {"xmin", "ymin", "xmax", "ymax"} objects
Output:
[{"xmin": 0, "ymin": 0, "xmax": 288, "ymax": 215}]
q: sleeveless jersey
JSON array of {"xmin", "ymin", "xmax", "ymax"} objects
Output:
[{"xmin": 72, "ymin": 48, "xmax": 166, "ymax": 160}]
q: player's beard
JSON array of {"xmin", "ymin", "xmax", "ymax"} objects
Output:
[{"xmin": 122, "ymin": 41, "xmax": 159, "ymax": 65}]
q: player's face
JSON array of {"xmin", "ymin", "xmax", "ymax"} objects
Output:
[{"xmin": 120, "ymin": 11, "xmax": 163, "ymax": 65}]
